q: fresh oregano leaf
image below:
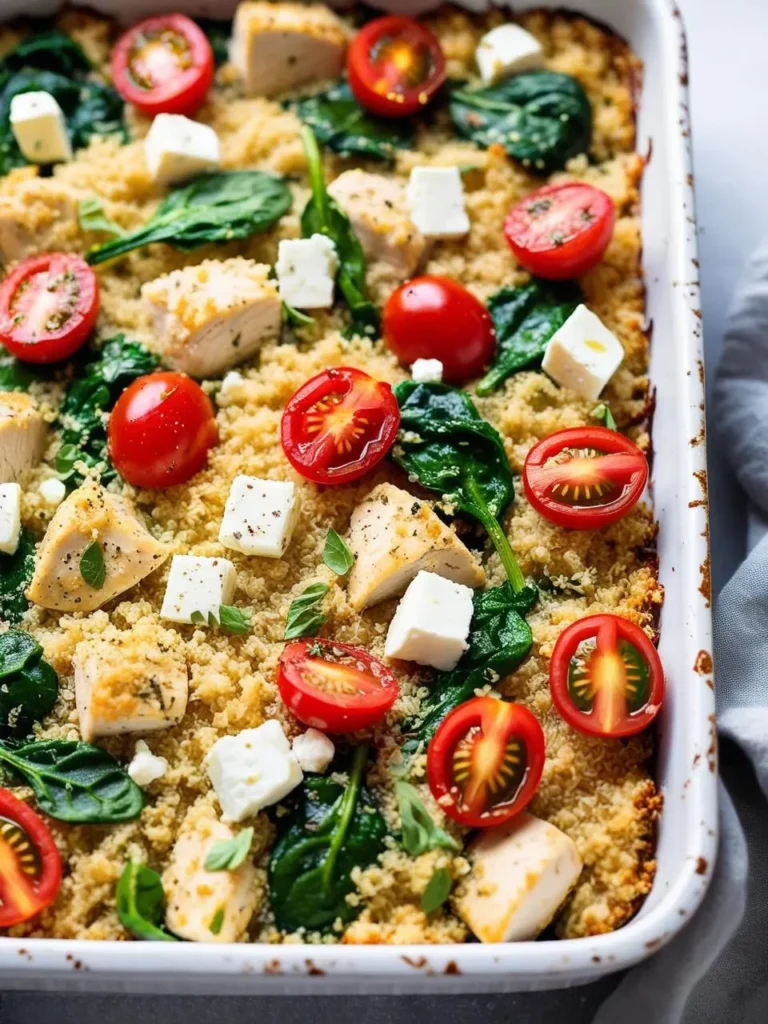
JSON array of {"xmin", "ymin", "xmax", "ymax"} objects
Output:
[
  {"xmin": 592, "ymin": 403, "xmax": 618, "ymax": 431},
  {"xmin": 80, "ymin": 540, "xmax": 106, "ymax": 590},
  {"xmin": 323, "ymin": 529, "xmax": 355, "ymax": 576},
  {"xmin": 204, "ymin": 827, "xmax": 254, "ymax": 872},
  {"xmin": 420, "ymin": 867, "xmax": 453, "ymax": 914},
  {"xmin": 395, "ymin": 780, "xmax": 458, "ymax": 856},
  {"xmin": 284, "ymin": 582, "xmax": 329, "ymax": 640}
]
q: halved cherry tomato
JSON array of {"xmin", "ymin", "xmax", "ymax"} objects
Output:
[
  {"xmin": 504, "ymin": 183, "xmax": 615, "ymax": 280},
  {"xmin": 281, "ymin": 367, "xmax": 400, "ymax": 486},
  {"xmin": 111, "ymin": 14, "xmax": 214, "ymax": 117},
  {"xmin": 0, "ymin": 789, "xmax": 62, "ymax": 928},
  {"xmin": 383, "ymin": 276, "xmax": 496, "ymax": 385},
  {"xmin": 0, "ymin": 254, "xmax": 99, "ymax": 364},
  {"xmin": 108, "ymin": 371, "xmax": 218, "ymax": 489},
  {"xmin": 347, "ymin": 15, "xmax": 446, "ymax": 118},
  {"xmin": 523, "ymin": 426, "xmax": 648, "ymax": 530},
  {"xmin": 427, "ymin": 697, "xmax": 545, "ymax": 828},
  {"xmin": 549, "ymin": 614, "xmax": 664, "ymax": 738},
  {"xmin": 278, "ymin": 640, "xmax": 399, "ymax": 733}
]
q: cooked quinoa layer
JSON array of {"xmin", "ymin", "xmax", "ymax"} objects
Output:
[{"xmin": 1, "ymin": 6, "xmax": 660, "ymax": 944}]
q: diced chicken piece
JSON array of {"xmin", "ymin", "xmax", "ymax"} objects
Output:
[
  {"xmin": 73, "ymin": 629, "xmax": 188, "ymax": 742},
  {"xmin": 347, "ymin": 483, "xmax": 485, "ymax": 611},
  {"xmin": 0, "ymin": 178, "xmax": 84, "ymax": 264},
  {"xmin": 230, "ymin": 1, "xmax": 350, "ymax": 98},
  {"xmin": 164, "ymin": 805, "xmax": 259, "ymax": 943},
  {"xmin": 27, "ymin": 480, "xmax": 169, "ymax": 612},
  {"xmin": 0, "ymin": 393, "xmax": 46, "ymax": 484},
  {"xmin": 453, "ymin": 813, "xmax": 582, "ymax": 942},
  {"xmin": 327, "ymin": 170, "xmax": 429, "ymax": 280},
  {"xmin": 141, "ymin": 258, "xmax": 281, "ymax": 379}
]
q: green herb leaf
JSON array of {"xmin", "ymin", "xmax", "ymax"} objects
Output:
[
  {"xmin": 592, "ymin": 403, "xmax": 618, "ymax": 431},
  {"xmin": 476, "ymin": 280, "xmax": 582, "ymax": 396},
  {"xmin": 78, "ymin": 196, "xmax": 125, "ymax": 238},
  {"xmin": 0, "ymin": 352, "xmax": 38, "ymax": 392},
  {"xmin": 420, "ymin": 867, "xmax": 452, "ymax": 915},
  {"xmin": 0, "ymin": 738, "xmax": 144, "ymax": 823},
  {"xmin": 204, "ymin": 827, "xmax": 254, "ymax": 872},
  {"xmin": 54, "ymin": 443, "xmax": 79, "ymax": 478},
  {"xmin": 80, "ymin": 540, "xmax": 106, "ymax": 590},
  {"xmin": 0, "ymin": 527, "xmax": 36, "ymax": 624},
  {"xmin": 0, "ymin": 630, "xmax": 59, "ymax": 739},
  {"xmin": 217, "ymin": 605, "xmax": 252, "ymax": 635},
  {"xmin": 395, "ymin": 780, "xmax": 458, "ymax": 856},
  {"xmin": 116, "ymin": 862, "xmax": 178, "ymax": 942},
  {"xmin": 323, "ymin": 529, "xmax": 355, "ymax": 576},
  {"xmin": 0, "ymin": 630, "xmax": 40, "ymax": 679},
  {"xmin": 209, "ymin": 905, "xmax": 226, "ymax": 935},
  {"xmin": 283, "ymin": 301, "xmax": 315, "ymax": 328},
  {"xmin": 284, "ymin": 582, "xmax": 329, "ymax": 640},
  {"xmin": 450, "ymin": 71, "xmax": 591, "ymax": 173}
]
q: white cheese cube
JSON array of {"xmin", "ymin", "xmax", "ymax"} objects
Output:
[
  {"xmin": 160, "ymin": 554, "xmax": 237, "ymax": 625},
  {"xmin": 292, "ymin": 729, "xmax": 335, "ymax": 774},
  {"xmin": 217, "ymin": 371, "xmax": 244, "ymax": 404},
  {"xmin": 275, "ymin": 234, "xmax": 339, "ymax": 310},
  {"xmin": 454, "ymin": 813, "xmax": 582, "ymax": 942},
  {"xmin": 384, "ymin": 570, "xmax": 474, "ymax": 671},
  {"xmin": 475, "ymin": 24, "xmax": 544, "ymax": 85},
  {"xmin": 127, "ymin": 740, "xmax": 168, "ymax": 788},
  {"xmin": 405, "ymin": 167, "xmax": 470, "ymax": 240},
  {"xmin": 38, "ymin": 478, "xmax": 67, "ymax": 507},
  {"xmin": 411, "ymin": 358, "xmax": 444, "ymax": 384},
  {"xmin": 205, "ymin": 720, "xmax": 303, "ymax": 823},
  {"xmin": 0, "ymin": 482, "xmax": 21, "ymax": 555},
  {"xmin": 542, "ymin": 304, "xmax": 624, "ymax": 402},
  {"xmin": 218, "ymin": 476, "xmax": 300, "ymax": 558},
  {"xmin": 10, "ymin": 92, "xmax": 72, "ymax": 164},
  {"xmin": 144, "ymin": 113, "xmax": 221, "ymax": 187}
]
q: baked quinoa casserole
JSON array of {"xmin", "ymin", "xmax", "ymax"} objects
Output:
[{"xmin": 0, "ymin": 3, "xmax": 662, "ymax": 947}]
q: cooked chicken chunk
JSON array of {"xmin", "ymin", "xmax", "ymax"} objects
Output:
[
  {"xmin": 27, "ymin": 480, "xmax": 169, "ymax": 612},
  {"xmin": 347, "ymin": 483, "xmax": 485, "ymax": 610},
  {"xmin": 164, "ymin": 805, "xmax": 260, "ymax": 943},
  {"xmin": 73, "ymin": 626, "xmax": 188, "ymax": 742},
  {"xmin": 327, "ymin": 170, "xmax": 429, "ymax": 280},
  {"xmin": 0, "ymin": 392, "xmax": 47, "ymax": 483},
  {"xmin": 0, "ymin": 177, "xmax": 83, "ymax": 264},
  {"xmin": 141, "ymin": 258, "xmax": 281, "ymax": 379},
  {"xmin": 230, "ymin": 1, "xmax": 349, "ymax": 97}
]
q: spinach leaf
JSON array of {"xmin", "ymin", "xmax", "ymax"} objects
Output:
[
  {"xmin": 0, "ymin": 31, "xmax": 90, "ymax": 78},
  {"xmin": 295, "ymin": 81, "xmax": 414, "ymax": 161},
  {"xmin": 195, "ymin": 19, "xmax": 231, "ymax": 68},
  {"xmin": 450, "ymin": 71, "xmax": 592, "ymax": 173},
  {"xmin": 300, "ymin": 126, "xmax": 379, "ymax": 339},
  {"xmin": 284, "ymin": 582, "xmax": 329, "ymax": 640},
  {"xmin": 392, "ymin": 380, "xmax": 524, "ymax": 591},
  {"xmin": 0, "ymin": 630, "xmax": 59, "ymax": 738},
  {"xmin": 268, "ymin": 744, "xmax": 388, "ymax": 932},
  {"xmin": 87, "ymin": 171, "xmax": 292, "ymax": 265},
  {"xmin": 0, "ymin": 527, "xmax": 36, "ymax": 624},
  {"xmin": 476, "ymin": 280, "xmax": 582, "ymax": 395},
  {"xmin": 0, "ymin": 629, "xmax": 39, "ymax": 678},
  {"xmin": 116, "ymin": 862, "xmax": 178, "ymax": 942},
  {"xmin": 395, "ymin": 780, "xmax": 458, "ymax": 856},
  {"xmin": 323, "ymin": 528, "xmax": 354, "ymax": 576},
  {"xmin": 204, "ymin": 827, "xmax": 254, "ymax": 871},
  {"xmin": 78, "ymin": 196, "xmax": 125, "ymax": 238},
  {"xmin": 421, "ymin": 867, "xmax": 452, "ymax": 914},
  {"xmin": 0, "ymin": 738, "xmax": 144, "ymax": 823}
]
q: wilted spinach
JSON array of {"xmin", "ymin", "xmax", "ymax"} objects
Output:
[
  {"xmin": 0, "ymin": 630, "xmax": 58, "ymax": 738},
  {"xmin": 0, "ymin": 527, "xmax": 36, "ymax": 624},
  {"xmin": 0, "ymin": 353, "xmax": 38, "ymax": 392},
  {"xmin": 268, "ymin": 745, "xmax": 388, "ymax": 932},
  {"xmin": 450, "ymin": 71, "xmax": 592, "ymax": 173},
  {"xmin": 476, "ymin": 280, "xmax": 582, "ymax": 395},
  {"xmin": 116, "ymin": 862, "xmax": 178, "ymax": 942},
  {"xmin": 78, "ymin": 196, "xmax": 125, "ymax": 238},
  {"xmin": 295, "ymin": 81, "xmax": 414, "ymax": 161}
]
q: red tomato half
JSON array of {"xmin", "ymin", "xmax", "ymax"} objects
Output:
[
  {"xmin": 347, "ymin": 15, "xmax": 446, "ymax": 118},
  {"xmin": 111, "ymin": 14, "xmax": 214, "ymax": 117},
  {"xmin": 0, "ymin": 789, "xmax": 62, "ymax": 928},
  {"xmin": 108, "ymin": 371, "xmax": 218, "ymax": 489},
  {"xmin": 427, "ymin": 697, "xmax": 545, "ymax": 828},
  {"xmin": 281, "ymin": 367, "xmax": 400, "ymax": 486},
  {"xmin": 549, "ymin": 614, "xmax": 664, "ymax": 738},
  {"xmin": 383, "ymin": 276, "xmax": 496, "ymax": 385},
  {"xmin": 278, "ymin": 640, "xmax": 399, "ymax": 733},
  {"xmin": 523, "ymin": 426, "xmax": 648, "ymax": 530},
  {"xmin": 504, "ymin": 183, "xmax": 615, "ymax": 279},
  {"xmin": 0, "ymin": 254, "xmax": 98, "ymax": 364}
]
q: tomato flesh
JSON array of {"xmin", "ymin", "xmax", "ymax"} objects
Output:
[
  {"xmin": 427, "ymin": 697, "xmax": 545, "ymax": 828},
  {"xmin": 549, "ymin": 614, "xmax": 664, "ymax": 738},
  {"xmin": 108, "ymin": 371, "xmax": 218, "ymax": 489},
  {"xmin": 504, "ymin": 183, "xmax": 615, "ymax": 280},
  {"xmin": 0, "ymin": 254, "xmax": 99, "ymax": 364},
  {"xmin": 111, "ymin": 14, "xmax": 214, "ymax": 117},
  {"xmin": 281, "ymin": 367, "xmax": 400, "ymax": 486},
  {"xmin": 347, "ymin": 16, "xmax": 446, "ymax": 118},
  {"xmin": 278, "ymin": 640, "xmax": 399, "ymax": 733},
  {"xmin": 0, "ymin": 789, "xmax": 62, "ymax": 928},
  {"xmin": 383, "ymin": 276, "xmax": 496, "ymax": 384},
  {"xmin": 524, "ymin": 426, "xmax": 648, "ymax": 530}
]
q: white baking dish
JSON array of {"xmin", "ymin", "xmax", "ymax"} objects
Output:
[{"xmin": 0, "ymin": 0, "xmax": 716, "ymax": 994}]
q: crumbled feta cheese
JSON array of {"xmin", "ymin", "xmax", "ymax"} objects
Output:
[
  {"xmin": 275, "ymin": 234, "xmax": 339, "ymax": 309},
  {"xmin": 160, "ymin": 554, "xmax": 237, "ymax": 625},
  {"xmin": 292, "ymin": 729, "xmax": 335, "ymax": 774},
  {"xmin": 10, "ymin": 91, "xmax": 71, "ymax": 164},
  {"xmin": 384, "ymin": 570, "xmax": 475, "ymax": 671},
  {"xmin": 38, "ymin": 477, "xmax": 66, "ymax": 507},
  {"xmin": 541, "ymin": 304, "xmax": 624, "ymax": 401},
  {"xmin": 144, "ymin": 113, "xmax": 221, "ymax": 186},
  {"xmin": 217, "ymin": 371, "xmax": 244, "ymax": 404},
  {"xmin": 405, "ymin": 167, "xmax": 470, "ymax": 239},
  {"xmin": 411, "ymin": 358, "xmax": 444, "ymax": 384},
  {"xmin": 218, "ymin": 476, "xmax": 300, "ymax": 558},
  {"xmin": 0, "ymin": 482, "xmax": 21, "ymax": 555},
  {"xmin": 475, "ymin": 24, "xmax": 544, "ymax": 85},
  {"xmin": 128, "ymin": 740, "xmax": 169, "ymax": 788}
]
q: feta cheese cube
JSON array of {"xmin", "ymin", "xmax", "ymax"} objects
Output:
[
  {"xmin": 38, "ymin": 477, "xmax": 66, "ymax": 507},
  {"xmin": 541, "ymin": 304, "xmax": 624, "ymax": 401},
  {"xmin": 128, "ymin": 740, "xmax": 168, "ymax": 788},
  {"xmin": 411, "ymin": 358, "xmax": 444, "ymax": 384},
  {"xmin": 406, "ymin": 167, "xmax": 470, "ymax": 240},
  {"xmin": 0, "ymin": 482, "xmax": 21, "ymax": 555},
  {"xmin": 275, "ymin": 234, "xmax": 339, "ymax": 310},
  {"xmin": 475, "ymin": 24, "xmax": 544, "ymax": 85},
  {"xmin": 144, "ymin": 113, "xmax": 221, "ymax": 187},
  {"xmin": 160, "ymin": 555, "xmax": 237, "ymax": 625},
  {"xmin": 218, "ymin": 476, "xmax": 300, "ymax": 558},
  {"xmin": 384, "ymin": 570, "xmax": 474, "ymax": 671},
  {"xmin": 10, "ymin": 91, "xmax": 72, "ymax": 165},
  {"xmin": 205, "ymin": 720, "xmax": 303, "ymax": 823},
  {"xmin": 292, "ymin": 729, "xmax": 335, "ymax": 774}
]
